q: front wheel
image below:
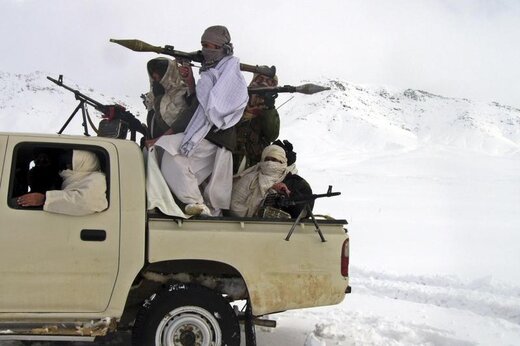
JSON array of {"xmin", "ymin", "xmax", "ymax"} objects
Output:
[{"xmin": 132, "ymin": 283, "xmax": 240, "ymax": 346}]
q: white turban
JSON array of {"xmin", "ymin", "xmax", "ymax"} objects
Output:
[{"xmin": 261, "ymin": 145, "xmax": 287, "ymax": 165}]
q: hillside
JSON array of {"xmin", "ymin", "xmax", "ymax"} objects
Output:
[
  {"xmin": 1, "ymin": 71, "xmax": 519, "ymax": 157},
  {"xmin": 0, "ymin": 71, "xmax": 144, "ymax": 135},
  {"xmin": 279, "ymin": 79, "xmax": 520, "ymax": 157}
]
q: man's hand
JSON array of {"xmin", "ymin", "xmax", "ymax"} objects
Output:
[
  {"xmin": 145, "ymin": 129, "xmax": 175, "ymax": 149},
  {"xmin": 17, "ymin": 193, "xmax": 45, "ymax": 207},
  {"xmin": 272, "ymin": 182, "xmax": 291, "ymax": 196},
  {"xmin": 179, "ymin": 63, "xmax": 195, "ymax": 94},
  {"xmin": 145, "ymin": 138, "xmax": 158, "ymax": 149},
  {"xmin": 263, "ymin": 92, "xmax": 278, "ymax": 109}
]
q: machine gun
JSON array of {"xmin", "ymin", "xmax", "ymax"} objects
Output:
[
  {"xmin": 110, "ymin": 38, "xmax": 277, "ymax": 78},
  {"xmin": 47, "ymin": 75, "xmax": 146, "ymax": 141},
  {"xmin": 282, "ymin": 185, "xmax": 341, "ymax": 242}
]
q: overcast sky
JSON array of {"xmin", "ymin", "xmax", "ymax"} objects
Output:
[{"xmin": 1, "ymin": 0, "xmax": 519, "ymax": 107}]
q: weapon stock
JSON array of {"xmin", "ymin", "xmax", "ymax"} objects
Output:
[{"xmin": 110, "ymin": 38, "xmax": 276, "ymax": 78}]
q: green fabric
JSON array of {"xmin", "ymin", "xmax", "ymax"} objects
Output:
[
  {"xmin": 260, "ymin": 108, "xmax": 280, "ymax": 142},
  {"xmin": 233, "ymin": 108, "xmax": 280, "ymax": 173}
]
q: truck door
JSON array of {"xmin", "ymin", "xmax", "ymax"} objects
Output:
[{"xmin": 0, "ymin": 136, "xmax": 121, "ymax": 313}]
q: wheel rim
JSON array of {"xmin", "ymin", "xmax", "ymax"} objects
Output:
[{"xmin": 155, "ymin": 305, "xmax": 222, "ymax": 346}]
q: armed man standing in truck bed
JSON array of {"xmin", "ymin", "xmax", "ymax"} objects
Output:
[
  {"xmin": 233, "ymin": 72, "xmax": 280, "ymax": 174},
  {"xmin": 154, "ymin": 25, "xmax": 248, "ymax": 217}
]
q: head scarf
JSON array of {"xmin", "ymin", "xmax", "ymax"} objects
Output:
[
  {"xmin": 201, "ymin": 25, "xmax": 233, "ymax": 70},
  {"xmin": 72, "ymin": 150, "xmax": 100, "ymax": 172},
  {"xmin": 60, "ymin": 150, "xmax": 101, "ymax": 184},
  {"xmin": 147, "ymin": 58, "xmax": 169, "ymax": 96},
  {"xmin": 261, "ymin": 145, "xmax": 287, "ymax": 165},
  {"xmin": 247, "ymin": 72, "xmax": 279, "ymax": 108},
  {"xmin": 201, "ymin": 25, "xmax": 231, "ymax": 46},
  {"xmin": 249, "ymin": 72, "xmax": 278, "ymax": 88}
]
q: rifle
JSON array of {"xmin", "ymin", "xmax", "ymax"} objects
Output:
[
  {"xmin": 110, "ymin": 39, "xmax": 277, "ymax": 78},
  {"xmin": 248, "ymin": 83, "xmax": 331, "ymax": 95},
  {"xmin": 282, "ymin": 185, "xmax": 341, "ymax": 242},
  {"xmin": 47, "ymin": 75, "xmax": 146, "ymax": 141}
]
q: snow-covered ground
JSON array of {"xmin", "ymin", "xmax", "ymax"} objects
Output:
[
  {"xmin": 258, "ymin": 145, "xmax": 520, "ymax": 345},
  {"xmin": 1, "ymin": 72, "xmax": 519, "ymax": 345}
]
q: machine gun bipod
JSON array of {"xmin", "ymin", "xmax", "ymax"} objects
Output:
[{"xmin": 284, "ymin": 185, "xmax": 341, "ymax": 242}]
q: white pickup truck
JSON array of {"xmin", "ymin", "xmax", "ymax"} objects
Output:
[{"xmin": 0, "ymin": 132, "xmax": 350, "ymax": 346}]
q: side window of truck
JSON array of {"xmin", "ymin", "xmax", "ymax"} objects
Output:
[{"xmin": 7, "ymin": 143, "xmax": 110, "ymax": 211}]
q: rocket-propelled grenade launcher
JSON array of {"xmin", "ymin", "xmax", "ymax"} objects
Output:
[
  {"xmin": 248, "ymin": 83, "xmax": 331, "ymax": 95},
  {"xmin": 110, "ymin": 38, "xmax": 277, "ymax": 78}
]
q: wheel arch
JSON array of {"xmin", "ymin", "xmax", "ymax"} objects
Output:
[
  {"xmin": 145, "ymin": 259, "xmax": 246, "ymax": 277},
  {"xmin": 119, "ymin": 259, "xmax": 250, "ymax": 327}
]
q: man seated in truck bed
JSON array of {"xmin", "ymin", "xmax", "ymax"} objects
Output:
[
  {"xmin": 16, "ymin": 149, "xmax": 108, "ymax": 216},
  {"xmin": 230, "ymin": 144, "xmax": 313, "ymax": 218}
]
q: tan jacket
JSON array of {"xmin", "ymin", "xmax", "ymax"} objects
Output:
[{"xmin": 144, "ymin": 58, "xmax": 191, "ymax": 138}]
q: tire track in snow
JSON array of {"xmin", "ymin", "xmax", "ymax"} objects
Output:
[{"xmin": 351, "ymin": 266, "xmax": 520, "ymax": 325}]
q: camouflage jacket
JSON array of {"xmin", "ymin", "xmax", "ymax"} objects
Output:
[{"xmin": 233, "ymin": 108, "xmax": 280, "ymax": 173}]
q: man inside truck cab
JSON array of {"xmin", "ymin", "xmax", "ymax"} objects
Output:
[{"xmin": 16, "ymin": 149, "xmax": 108, "ymax": 216}]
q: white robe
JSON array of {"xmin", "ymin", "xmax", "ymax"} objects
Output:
[
  {"xmin": 44, "ymin": 150, "xmax": 108, "ymax": 216},
  {"xmin": 144, "ymin": 147, "xmax": 187, "ymax": 218},
  {"xmin": 155, "ymin": 55, "xmax": 248, "ymax": 211},
  {"xmin": 180, "ymin": 55, "xmax": 248, "ymax": 156}
]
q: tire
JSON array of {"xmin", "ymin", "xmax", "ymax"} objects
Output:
[{"xmin": 132, "ymin": 283, "xmax": 240, "ymax": 346}]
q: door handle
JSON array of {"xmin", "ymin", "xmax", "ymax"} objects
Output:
[{"xmin": 80, "ymin": 229, "xmax": 106, "ymax": 242}]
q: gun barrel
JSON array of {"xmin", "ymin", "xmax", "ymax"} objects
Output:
[
  {"xmin": 279, "ymin": 190, "xmax": 341, "ymax": 207},
  {"xmin": 312, "ymin": 192, "xmax": 341, "ymax": 199},
  {"xmin": 47, "ymin": 76, "xmax": 105, "ymax": 111}
]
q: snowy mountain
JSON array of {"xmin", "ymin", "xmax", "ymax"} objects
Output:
[
  {"xmin": 0, "ymin": 71, "xmax": 144, "ymax": 135},
  {"xmin": 1, "ymin": 71, "xmax": 519, "ymax": 345},
  {"xmin": 279, "ymin": 78, "xmax": 520, "ymax": 156},
  {"xmin": 1, "ymin": 71, "xmax": 519, "ymax": 156}
]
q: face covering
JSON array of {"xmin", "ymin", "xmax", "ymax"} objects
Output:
[
  {"xmin": 152, "ymin": 81, "xmax": 165, "ymax": 97},
  {"xmin": 201, "ymin": 47, "xmax": 226, "ymax": 69},
  {"xmin": 259, "ymin": 161, "xmax": 286, "ymax": 177}
]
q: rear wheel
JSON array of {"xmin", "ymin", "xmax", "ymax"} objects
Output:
[{"xmin": 132, "ymin": 283, "xmax": 240, "ymax": 346}]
